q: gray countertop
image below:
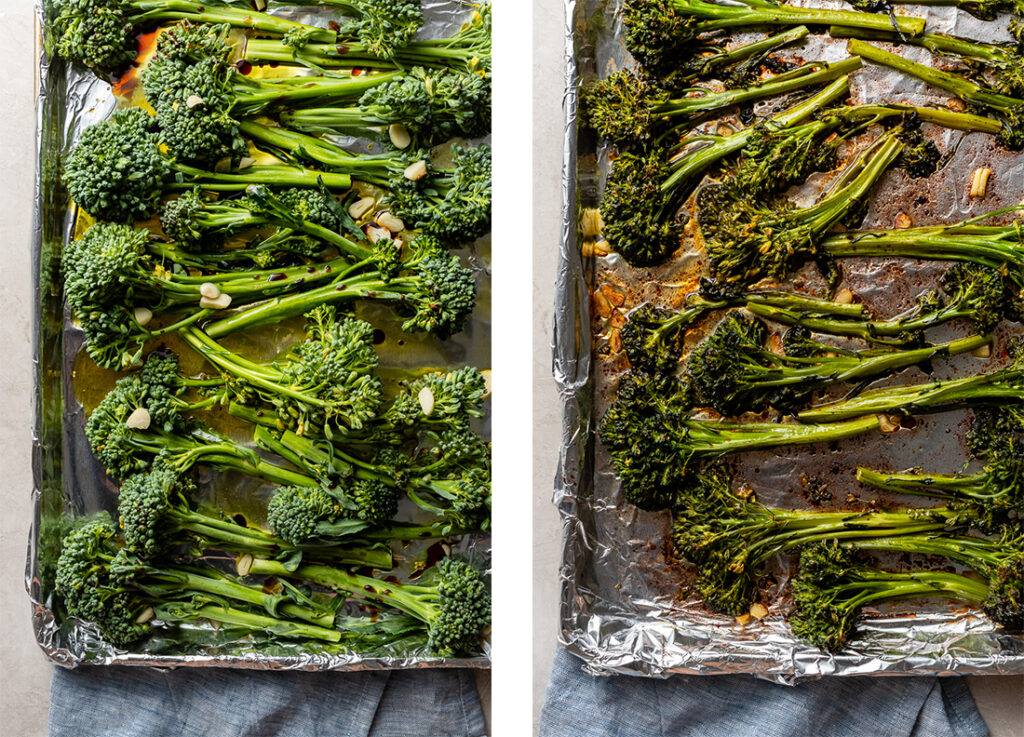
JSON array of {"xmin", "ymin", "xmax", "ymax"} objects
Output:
[{"xmin": 529, "ymin": 2, "xmax": 1023, "ymax": 734}]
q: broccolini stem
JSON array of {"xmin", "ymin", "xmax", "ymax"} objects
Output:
[
  {"xmin": 740, "ymin": 334, "xmax": 989, "ymax": 392},
  {"xmin": 848, "ymin": 39, "xmax": 1023, "ymax": 112},
  {"xmin": 684, "ymin": 414, "xmax": 881, "ymax": 457},
  {"xmin": 828, "ymin": 572, "xmax": 989, "ymax": 609},
  {"xmin": 829, "ymin": 26, "xmax": 1015, "ymax": 68},
  {"xmin": 247, "ymin": 559, "xmax": 441, "ymax": 623},
  {"xmin": 821, "ymin": 227, "xmax": 1024, "ymax": 283},
  {"xmin": 155, "ymin": 602, "xmax": 342, "ymax": 642},
  {"xmin": 169, "ymin": 164, "xmax": 352, "ymax": 192},
  {"xmin": 667, "ymin": 0, "xmax": 926, "ymax": 35},
  {"xmin": 180, "ymin": 328, "xmax": 333, "ymax": 410},
  {"xmin": 745, "ymin": 300, "xmax": 972, "ymax": 343},
  {"xmin": 656, "ymin": 57, "xmax": 862, "ymax": 121},
  {"xmin": 855, "ymin": 467, "xmax": 995, "ymax": 497},
  {"xmin": 198, "ymin": 451, "xmax": 317, "ymax": 488},
  {"xmin": 202, "ymin": 275, "xmax": 414, "ymax": 338},
  {"xmin": 156, "ymin": 569, "xmax": 333, "ymax": 627},
  {"xmin": 660, "ymin": 76, "xmax": 852, "ymax": 192},
  {"xmin": 232, "ymin": 71, "xmax": 402, "ymax": 112},
  {"xmin": 130, "ymin": 0, "xmax": 336, "ymax": 42},
  {"xmin": 796, "ymin": 369, "xmax": 1024, "ymax": 422},
  {"xmin": 844, "ymin": 534, "xmax": 1008, "ymax": 571}
]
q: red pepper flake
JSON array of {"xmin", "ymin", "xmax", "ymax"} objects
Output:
[{"xmin": 352, "ymin": 68, "xmax": 364, "ymax": 76}]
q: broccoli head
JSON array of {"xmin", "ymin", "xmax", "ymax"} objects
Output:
[
  {"xmin": 398, "ymin": 255, "xmax": 478, "ymax": 338},
  {"xmin": 598, "ymin": 372, "xmax": 694, "ymax": 510},
  {"xmin": 619, "ymin": 304, "xmax": 688, "ymax": 375},
  {"xmin": 55, "ymin": 518, "xmax": 148, "ymax": 647},
  {"xmin": 387, "ymin": 366, "xmax": 488, "ymax": 429},
  {"xmin": 599, "ymin": 148, "xmax": 682, "ymax": 266},
  {"xmin": 47, "ymin": 0, "xmax": 135, "ymax": 75},
  {"xmin": 621, "ymin": 0, "xmax": 700, "ymax": 74},
  {"xmin": 424, "ymin": 557, "xmax": 491, "ymax": 657},
  {"xmin": 65, "ymin": 107, "xmax": 169, "ymax": 222},
  {"xmin": 386, "ymin": 145, "xmax": 492, "ymax": 243}
]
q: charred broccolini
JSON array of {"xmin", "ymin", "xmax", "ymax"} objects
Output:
[
  {"xmin": 670, "ymin": 465, "xmax": 970, "ymax": 614},
  {"xmin": 791, "ymin": 538, "xmax": 1021, "ymax": 650},
  {"xmin": 685, "ymin": 310, "xmax": 988, "ymax": 416},
  {"xmin": 620, "ymin": 0, "xmax": 925, "ymax": 75}
]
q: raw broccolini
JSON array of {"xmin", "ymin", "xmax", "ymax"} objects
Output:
[
  {"xmin": 246, "ymin": 555, "xmax": 491, "ymax": 656},
  {"xmin": 55, "ymin": 519, "xmax": 344, "ymax": 646}
]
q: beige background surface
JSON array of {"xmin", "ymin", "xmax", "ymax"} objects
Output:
[{"xmin": 530, "ymin": 2, "xmax": 1023, "ymax": 735}]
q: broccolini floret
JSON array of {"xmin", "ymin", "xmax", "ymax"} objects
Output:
[
  {"xmin": 45, "ymin": 0, "xmax": 337, "ymax": 76},
  {"xmin": 56, "ymin": 518, "xmax": 343, "ymax": 646},
  {"xmin": 64, "ymin": 108, "xmax": 352, "ymax": 222},
  {"xmin": 248, "ymin": 555, "xmax": 491, "ymax": 656},
  {"xmin": 686, "ymin": 310, "xmax": 989, "ymax": 416}
]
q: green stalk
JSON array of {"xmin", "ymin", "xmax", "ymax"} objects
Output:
[
  {"xmin": 232, "ymin": 71, "xmax": 402, "ymax": 113},
  {"xmin": 157, "ymin": 602, "xmax": 342, "ymax": 642},
  {"xmin": 821, "ymin": 226, "xmax": 1024, "ymax": 282},
  {"xmin": 848, "ymin": 39, "xmax": 1023, "ymax": 111},
  {"xmin": 169, "ymin": 164, "xmax": 352, "ymax": 193},
  {"xmin": 744, "ymin": 334, "xmax": 989, "ymax": 391},
  {"xmin": 830, "ymin": 25, "xmax": 1015, "ymax": 66},
  {"xmin": 845, "ymin": 534, "xmax": 1007, "ymax": 572},
  {"xmin": 180, "ymin": 328, "xmax": 332, "ymax": 410},
  {"xmin": 856, "ymin": 467, "xmax": 997, "ymax": 498},
  {"xmin": 247, "ymin": 558, "xmax": 441, "ymax": 625},
  {"xmin": 656, "ymin": 57, "xmax": 862, "ymax": 120},
  {"xmin": 797, "ymin": 370, "xmax": 1024, "ymax": 423},
  {"xmin": 151, "ymin": 569, "xmax": 334, "ymax": 627},
  {"xmin": 130, "ymin": 0, "xmax": 336, "ymax": 42},
  {"xmin": 670, "ymin": 0, "xmax": 926, "ymax": 36},
  {"xmin": 661, "ymin": 76, "xmax": 852, "ymax": 191},
  {"xmin": 683, "ymin": 414, "xmax": 881, "ymax": 457},
  {"xmin": 202, "ymin": 274, "xmax": 411, "ymax": 338}
]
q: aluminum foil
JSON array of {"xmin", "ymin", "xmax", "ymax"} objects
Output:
[
  {"xmin": 27, "ymin": 0, "xmax": 491, "ymax": 671},
  {"xmin": 553, "ymin": 0, "xmax": 1024, "ymax": 680}
]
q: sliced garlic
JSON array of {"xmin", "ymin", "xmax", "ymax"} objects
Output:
[
  {"xmin": 199, "ymin": 282, "xmax": 221, "ymax": 300},
  {"xmin": 735, "ymin": 613, "xmax": 752, "ymax": 626},
  {"xmin": 581, "ymin": 239, "xmax": 611, "ymax": 259},
  {"xmin": 200, "ymin": 293, "xmax": 233, "ymax": 310},
  {"xmin": 388, "ymin": 123, "xmax": 412, "ymax": 150},
  {"xmin": 878, "ymin": 414, "xmax": 901, "ymax": 433},
  {"xmin": 972, "ymin": 343, "xmax": 992, "ymax": 358},
  {"xmin": 366, "ymin": 225, "xmax": 391, "ymax": 244},
  {"xmin": 834, "ymin": 288, "xmax": 854, "ymax": 305},
  {"xmin": 969, "ymin": 167, "xmax": 991, "ymax": 198},
  {"xmin": 236, "ymin": 553, "xmax": 254, "ymax": 577},
  {"xmin": 418, "ymin": 387, "xmax": 435, "ymax": 417},
  {"xmin": 377, "ymin": 212, "xmax": 405, "ymax": 233},
  {"xmin": 186, "ymin": 94, "xmax": 204, "ymax": 109},
  {"xmin": 349, "ymin": 197, "xmax": 375, "ymax": 220},
  {"xmin": 133, "ymin": 307, "xmax": 153, "ymax": 327},
  {"xmin": 580, "ymin": 208, "xmax": 604, "ymax": 238},
  {"xmin": 894, "ymin": 212, "xmax": 913, "ymax": 229},
  {"xmin": 750, "ymin": 603, "xmax": 768, "ymax": 619},
  {"xmin": 135, "ymin": 607, "xmax": 156, "ymax": 624},
  {"xmin": 404, "ymin": 160, "xmax": 428, "ymax": 181},
  {"xmin": 126, "ymin": 407, "xmax": 151, "ymax": 430}
]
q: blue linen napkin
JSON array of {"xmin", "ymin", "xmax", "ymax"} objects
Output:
[
  {"xmin": 49, "ymin": 665, "xmax": 486, "ymax": 737},
  {"xmin": 538, "ymin": 648, "xmax": 988, "ymax": 737}
]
